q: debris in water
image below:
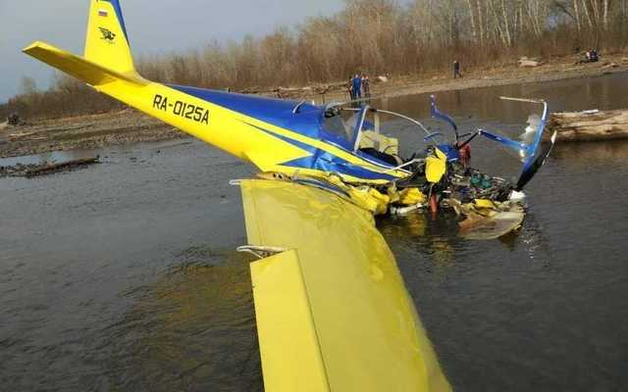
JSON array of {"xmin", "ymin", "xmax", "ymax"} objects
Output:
[
  {"xmin": 547, "ymin": 109, "xmax": 628, "ymax": 142},
  {"xmin": 0, "ymin": 157, "xmax": 99, "ymax": 178}
]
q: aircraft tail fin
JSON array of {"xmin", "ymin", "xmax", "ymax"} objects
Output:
[
  {"xmin": 84, "ymin": 0, "xmax": 135, "ymax": 76},
  {"xmin": 23, "ymin": 1, "xmax": 146, "ymax": 87}
]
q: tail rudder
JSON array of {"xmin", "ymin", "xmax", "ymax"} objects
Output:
[
  {"xmin": 85, "ymin": 0, "xmax": 136, "ymax": 76},
  {"xmin": 24, "ymin": 0, "xmax": 146, "ymax": 93}
]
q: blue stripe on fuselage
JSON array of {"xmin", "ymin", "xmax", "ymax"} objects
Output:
[
  {"xmin": 100, "ymin": 0, "xmax": 129, "ymax": 44},
  {"xmin": 169, "ymin": 84, "xmax": 324, "ymax": 139},
  {"xmin": 245, "ymin": 122, "xmax": 396, "ymax": 181},
  {"xmin": 170, "ymin": 84, "xmax": 396, "ymax": 181}
]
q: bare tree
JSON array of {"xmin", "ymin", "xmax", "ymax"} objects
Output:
[
  {"xmin": 7, "ymin": 0, "xmax": 628, "ymax": 120},
  {"xmin": 20, "ymin": 76, "xmax": 38, "ymax": 96}
]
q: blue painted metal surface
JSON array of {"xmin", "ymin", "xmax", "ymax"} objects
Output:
[
  {"xmin": 522, "ymin": 106, "xmax": 549, "ymax": 172},
  {"xmin": 478, "ymin": 129, "xmax": 529, "ymax": 153},
  {"xmin": 436, "ymin": 143, "xmax": 461, "ymax": 162},
  {"xmin": 102, "ymin": 0, "xmax": 129, "ymax": 43},
  {"xmin": 246, "ymin": 122, "xmax": 396, "ymax": 181},
  {"xmin": 169, "ymin": 85, "xmax": 325, "ymax": 140},
  {"xmin": 169, "ymin": 84, "xmax": 397, "ymax": 180},
  {"xmin": 430, "ymin": 95, "xmax": 458, "ymax": 135}
]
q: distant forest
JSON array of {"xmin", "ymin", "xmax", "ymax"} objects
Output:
[{"xmin": 3, "ymin": 0, "xmax": 627, "ymax": 120}]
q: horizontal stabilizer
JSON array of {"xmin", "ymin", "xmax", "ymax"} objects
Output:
[{"xmin": 23, "ymin": 41, "xmax": 146, "ymax": 87}]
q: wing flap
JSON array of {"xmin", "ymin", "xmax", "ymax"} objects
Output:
[
  {"xmin": 251, "ymin": 250, "xmax": 330, "ymax": 392},
  {"xmin": 241, "ymin": 179, "xmax": 451, "ymax": 392}
]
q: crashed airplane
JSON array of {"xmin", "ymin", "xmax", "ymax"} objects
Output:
[{"xmin": 24, "ymin": 0, "xmax": 556, "ymax": 390}]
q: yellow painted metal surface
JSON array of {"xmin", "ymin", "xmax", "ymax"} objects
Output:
[
  {"xmin": 23, "ymin": 41, "xmax": 405, "ymax": 184},
  {"xmin": 23, "ymin": 1, "xmax": 415, "ymax": 185},
  {"xmin": 251, "ymin": 250, "xmax": 331, "ymax": 392},
  {"xmin": 400, "ymin": 187, "xmax": 427, "ymax": 205},
  {"xmin": 474, "ymin": 199, "xmax": 496, "ymax": 209},
  {"xmin": 242, "ymin": 180, "xmax": 451, "ymax": 392},
  {"xmin": 23, "ymin": 42, "xmax": 146, "ymax": 87},
  {"xmin": 84, "ymin": 0, "xmax": 136, "ymax": 76},
  {"xmin": 359, "ymin": 130, "xmax": 399, "ymax": 155},
  {"xmin": 426, "ymin": 148, "xmax": 447, "ymax": 184}
]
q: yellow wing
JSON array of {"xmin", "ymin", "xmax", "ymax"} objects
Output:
[{"xmin": 240, "ymin": 179, "xmax": 451, "ymax": 392}]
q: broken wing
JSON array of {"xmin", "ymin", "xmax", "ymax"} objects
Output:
[{"xmin": 239, "ymin": 179, "xmax": 451, "ymax": 392}]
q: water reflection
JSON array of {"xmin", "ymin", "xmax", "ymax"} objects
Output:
[
  {"xmin": 378, "ymin": 212, "xmax": 461, "ymax": 268},
  {"xmin": 2, "ymin": 73, "xmax": 628, "ymax": 391},
  {"xmin": 512, "ymin": 213, "xmax": 554, "ymax": 264},
  {"xmin": 99, "ymin": 247, "xmax": 261, "ymax": 392},
  {"xmin": 378, "ymin": 204, "xmax": 557, "ymax": 276},
  {"xmin": 551, "ymin": 140, "xmax": 628, "ymax": 168},
  {"xmin": 386, "ymin": 72, "xmax": 628, "ymax": 121}
]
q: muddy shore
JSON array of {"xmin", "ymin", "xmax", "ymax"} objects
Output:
[
  {"xmin": 2, "ymin": 52, "xmax": 627, "ymax": 159},
  {"xmin": 322, "ymin": 53, "xmax": 628, "ymax": 102},
  {"xmin": 0, "ymin": 110, "xmax": 186, "ymax": 159}
]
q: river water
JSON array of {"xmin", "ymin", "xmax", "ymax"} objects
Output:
[{"xmin": 1, "ymin": 73, "xmax": 628, "ymax": 391}]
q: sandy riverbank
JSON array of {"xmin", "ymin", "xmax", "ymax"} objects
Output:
[
  {"xmin": 0, "ymin": 110, "xmax": 186, "ymax": 159},
  {"xmin": 2, "ymin": 52, "xmax": 627, "ymax": 159},
  {"xmin": 313, "ymin": 52, "xmax": 628, "ymax": 103}
]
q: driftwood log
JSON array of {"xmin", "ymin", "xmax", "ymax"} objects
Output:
[
  {"xmin": 24, "ymin": 157, "xmax": 99, "ymax": 178},
  {"xmin": 519, "ymin": 57, "xmax": 543, "ymax": 67},
  {"xmin": 546, "ymin": 110, "xmax": 628, "ymax": 142}
]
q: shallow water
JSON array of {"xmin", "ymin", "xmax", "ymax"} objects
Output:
[{"xmin": 2, "ymin": 73, "xmax": 628, "ymax": 391}]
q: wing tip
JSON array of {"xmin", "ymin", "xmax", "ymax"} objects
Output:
[
  {"xmin": 23, "ymin": 41, "xmax": 45, "ymax": 54},
  {"xmin": 23, "ymin": 41, "xmax": 61, "ymax": 57}
]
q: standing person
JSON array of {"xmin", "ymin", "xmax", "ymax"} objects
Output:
[
  {"xmin": 453, "ymin": 60, "xmax": 462, "ymax": 79},
  {"xmin": 362, "ymin": 75, "xmax": 371, "ymax": 98},
  {"xmin": 590, "ymin": 49, "xmax": 598, "ymax": 62},
  {"xmin": 352, "ymin": 74, "xmax": 362, "ymax": 100},
  {"xmin": 347, "ymin": 77, "xmax": 355, "ymax": 100}
]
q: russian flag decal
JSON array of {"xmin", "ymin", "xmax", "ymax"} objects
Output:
[{"xmin": 98, "ymin": 9, "xmax": 108, "ymax": 17}]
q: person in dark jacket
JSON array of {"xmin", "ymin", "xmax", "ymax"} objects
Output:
[
  {"xmin": 352, "ymin": 74, "xmax": 362, "ymax": 99},
  {"xmin": 362, "ymin": 75, "xmax": 371, "ymax": 98},
  {"xmin": 589, "ymin": 49, "xmax": 598, "ymax": 62},
  {"xmin": 453, "ymin": 60, "xmax": 462, "ymax": 79},
  {"xmin": 347, "ymin": 78, "xmax": 355, "ymax": 100}
]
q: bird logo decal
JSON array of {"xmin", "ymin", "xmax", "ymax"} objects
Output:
[{"xmin": 98, "ymin": 27, "xmax": 116, "ymax": 42}]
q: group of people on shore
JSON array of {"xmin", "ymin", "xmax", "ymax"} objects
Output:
[
  {"xmin": 347, "ymin": 74, "xmax": 371, "ymax": 101},
  {"xmin": 345, "ymin": 61, "xmax": 462, "ymax": 102},
  {"xmin": 585, "ymin": 49, "xmax": 599, "ymax": 62},
  {"xmin": 574, "ymin": 48, "xmax": 599, "ymax": 64}
]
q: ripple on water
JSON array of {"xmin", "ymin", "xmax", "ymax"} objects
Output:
[{"xmin": 2, "ymin": 75, "xmax": 628, "ymax": 391}]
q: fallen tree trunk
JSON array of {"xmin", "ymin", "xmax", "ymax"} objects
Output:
[
  {"xmin": 546, "ymin": 110, "xmax": 628, "ymax": 142},
  {"xmin": 24, "ymin": 157, "xmax": 99, "ymax": 178}
]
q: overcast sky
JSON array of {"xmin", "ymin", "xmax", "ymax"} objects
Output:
[{"xmin": 0, "ymin": 0, "xmax": 343, "ymax": 102}]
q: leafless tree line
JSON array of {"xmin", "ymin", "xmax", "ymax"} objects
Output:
[{"xmin": 3, "ymin": 0, "xmax": 627, "ymax": 120}]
